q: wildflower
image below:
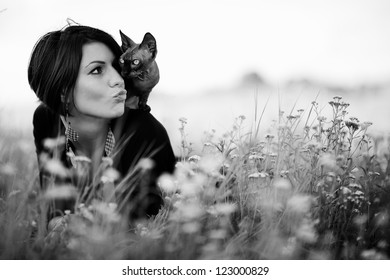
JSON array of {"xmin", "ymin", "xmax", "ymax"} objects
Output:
[
  {"xmin": 238, "ymin": 115, "xmax": 246, "ymax": 121},
  {"xmin": 287, "ymin": 115, "xmax": 299, "ymax": 120},
  {"xmin": 72, "ymin": 155, "xmax": 92, "ymax": 163},
  {"xmin": 350, "ymin": 117, "xmax": 359, "ymax": 123},
  {"xmin": 354, "ymin": 190, "xmax": 364, "ymax": 196},
  {"xmin": 248, "ymin": 172, "xmax": 268, "ymax": 179},
  {"xmin": 44, "ymin": 184, "xmax": 78, "ymax": 199},
  {"xmin": 286, "ymin": 194, "xmax": 312, "ymax": 214},
  {"xmin": 317, "ymin": 116, "xmax": 327, "ymax": 122},
  {"xmin": 179, "ymin": 117, "xmax": 188, "ymax": 124},
  {"xmin": 209, "ymin": 229, "xmax": 227, "ymax": 239},
  {"xmin": 280, "ymin": 170, "xmax": 289, "ymax": 177},
  {"xmin": 345, "ymin": 120, "xmax": 359, "ymax": 131},
  {"xmin": 368, "ymin": 171, "xmax": 380, "ymax": 177},
  {"xmin": 273, "ymin": 178, "xmax": 292, "ymax": 191},
  {"xmin": 180, "ymin": 175, "xmax": 206, "ymax": 197},
  {"xmin": 44, "ymin": 158, "xmax": 69, "ymax": 178},
  {"xmin": 349, "ymin": 183, "xmax": 362, "ymax": 189},
  {"xmin": 361, "ymin": 249, "xmax": 387, "ymax": 260},
  {"xmin": 92, "ymin": 201, "xmax": 121, "ymax": 222},
  {"xmin": 137, "ymin": 158, "xmax": 155, "ymax": 171},
  {"xmin": 158, "ymin": 173, "xmax": 177, "ymax": 194},
  {"xmin": 374, "ymin": 212, "xmax": 389, "ymax": 227},
  {"xmin": 78, "ymin": 205, "xmax": 95, "ymax": 222},
  {"xmin": 0, "ymin": 163, "xmax": 17, "ymax": 176},
  {"xmin": 43, "ymin": 136, "xmax": 66, "ymax": 150},
  {"xmin": 360, "ymin": 121, "xmax": 373, "ymax": 130},
  {"xmin": 319, "ymin": 154, "xmax": 336, "ymax": 169},
  {"xmin": 353, "ymin": 214, "xmax": 367, "ymax": 225},
  {"xmin": 188, "ymin": 155, "xmax": 201, "ymax": 162},
  {"xmin": 295, "ymin": 219, "xmax": 318, "ymax": 244},
  {"xmin": 340, "ymin": 102, "xmax": 350, "ymax": 108},
  {"xmin": 182, "ymin": 222, "xmax": 201, "ymax": 234},
  {"xmin": 174, "ymin": 201, "xmax": 205, "ymax": 220},
  {"xmin": 333, "ymin": 96, "xmax": 342, "ymax": 101},
  {"xmin": 340, "ymin": 125, "xmax": 349, "ymax": 135},
  {"xmin": 248, "ymin": 154, "xmax": 264, "ymax": 161},
  {"xmin": 101, "ymin": 167, "xmax": 120, "ymax": 183},
  {"xmin": 340, "ymin": 186, "xmax": 352, "ymax": 195},
  {"xmin": 101, "ymin": 157, "xmax": 113, "ymax": 167},
  {"xmin": 230, "ymin": 154, "xmax": 239, "ymax": 160},
  {"xmin": 198, "ymin": 154, "xmax": 224, "ymax": 173},
  {"xmin": 207, "ymin": 203, "xmax": 236, "ymax": 216}
]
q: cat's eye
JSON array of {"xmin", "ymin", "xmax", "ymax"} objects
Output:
[
  {"xmin": 119, "ymin": 58, "xmax": 125, "ymax": 64},
  {"xmin": 132, "ymin": 59, "xmax": 140, "ymax": 65}
]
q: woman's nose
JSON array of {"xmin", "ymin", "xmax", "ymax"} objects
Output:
[{"xmin": 109, "ymin": 68, "xmax": 125, "ymax": 88}]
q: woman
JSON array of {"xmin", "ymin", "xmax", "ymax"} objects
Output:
[{"xmin": 28, "ymin": 25, "xmax": 175, "ymax": 226}]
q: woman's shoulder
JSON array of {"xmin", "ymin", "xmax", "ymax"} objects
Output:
[{"xmin": 124, "ymin": 109, "xmax": 168, "ymax": 133}]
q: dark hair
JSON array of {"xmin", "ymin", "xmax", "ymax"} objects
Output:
[{"xmin": 28, "ymin": 25, "xmax": 122, "ymax": 114}]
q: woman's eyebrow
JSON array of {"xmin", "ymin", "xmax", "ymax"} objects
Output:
[{"xmin": 85, "ymin": 60, "xmax": 106, "ymax": 68}]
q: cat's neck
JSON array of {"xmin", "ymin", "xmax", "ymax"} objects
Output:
[{"xmin": 125, "ymin": 96, "xmax": 139, "ymax": 109}]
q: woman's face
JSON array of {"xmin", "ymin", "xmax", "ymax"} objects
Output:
[{"xmin": 71, "ymin": 42, "xmax": 126, "ymax": 119}]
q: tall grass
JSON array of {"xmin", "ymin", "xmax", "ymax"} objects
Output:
[{"xmin": 0, "ymin": 95, "xmax": 389, "ymax": 259}]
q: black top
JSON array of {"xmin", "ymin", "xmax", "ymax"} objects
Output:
[{"xmin": 32, "ymin": 103, "xmax": 176, "ymax": 222}]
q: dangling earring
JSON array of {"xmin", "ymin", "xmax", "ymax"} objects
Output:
[
  {"xmin": 65, "ymin": 101, "xmax": 79, "ymax": 143},
  {"xmin": 61, "ymin": 94, "xmax": 79, "ymax": 154}
]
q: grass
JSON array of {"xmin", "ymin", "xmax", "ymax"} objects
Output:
[{"xmin": 0, "ymin": 95, "xmax": 389, "ymax": 260}]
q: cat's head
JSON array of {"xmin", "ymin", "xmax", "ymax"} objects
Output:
[{"xmin": 119, "ymin": 31, "xmax": 157, "ymax": 78}]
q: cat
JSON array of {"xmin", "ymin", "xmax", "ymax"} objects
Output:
[{"xmin": 119, "ymin": 30, "xmax": 160, "ymax": 112}]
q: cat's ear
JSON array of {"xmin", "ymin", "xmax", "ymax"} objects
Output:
[
  {"xmin": 140, "ymin": 32, "xmax": 157, "ymax": 58},
  {"xmin": 119, "ymin": 30, "xmax": 136, "ymax": 52}
]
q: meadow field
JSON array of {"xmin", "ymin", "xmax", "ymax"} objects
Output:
[{"xmin": 0, "ymin": 89, "xmax": 389, "ymax": 260}]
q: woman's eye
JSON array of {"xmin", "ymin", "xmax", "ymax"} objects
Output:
[{"xmin": 90, "ymin": 66, "xmax": 103, "ymax": 75}]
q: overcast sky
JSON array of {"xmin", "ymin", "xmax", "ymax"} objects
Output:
[{"xmin": 1, "ymin": 0, "xmax": 390, "ymax": 106}]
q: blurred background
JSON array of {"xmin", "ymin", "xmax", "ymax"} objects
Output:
[{"xmin": 1, "ymin": 0, "xmax": 389, "ymax": 155}]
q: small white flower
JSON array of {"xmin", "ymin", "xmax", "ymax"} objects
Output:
[
  {"xmin": 198, "ymin": 154, "xmax": 223, "ymax": 173},
  {"xmin": 295, "ymin": 220, "xmax": 318, "ymax": 244},
  {"xmin": 101, "ymin": 167, "xmax": 120, "ymax": 183},
  {"xmin": 102, "ymin": 157, "xmax": 113, "ymax": 166},
  {"xmin": 44, "ymin": 184, "xmax": 77, "ymax": 199},
  {"xmin": 286, "ymin": 194, "xmax": 312, "ymax": 214},
  {"xmin": 73, "ymin": 155, "xmax": 92, "ymax": 163},
  {"xmin": 137, "ymin": 158, "xmax": 155, "ymax": 170},
  {"xmin": 208, "ymin": 203, "xmax": 236, "ymax": 216},
  {"xmin": 179, "ymin": 117, "xmax": 188, "ymax": 124},
  {"xmin": 354, "ymin": 190, "xmax": 364, "ymax": 196},
  {"xmin": 43, "ymin": 136, "xmax": 65, "ymax": 150},
  {"xmin": 0, "ymin": 163, "xmax": 17, "ymax": 176},
  {"xmin": 44, "ymin": 158, "xmax": 69, "ymax": 178},
  {"xmin": 273, "ymin": 178, "xmax": 292, "ymax": 191},
  {"xmin": 341, "ymin": 187, "xmax": 352, "ymax": 195},
  {"xmin": 249, "ymin": 154, "xmax": 265, "ymax": 160},
  {"xmin": 188, "ymin": 155, "xmax": 201, "ymax": 162},
  {"xmin": 158, "ymin": 173, "xmax": 177, "ymax": 194}
]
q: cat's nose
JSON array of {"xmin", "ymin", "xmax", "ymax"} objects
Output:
[{"xmin": 121, "ymin": 70, "xmax": 129, "ymax": 77}]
